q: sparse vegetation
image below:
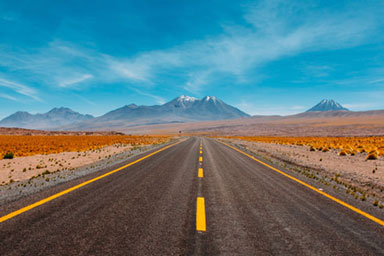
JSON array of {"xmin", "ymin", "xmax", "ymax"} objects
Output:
[
  {"xmin": 0, "ymin": 135, "xmax": 171, "ymax": 158},
  {"xmin": 3, "ymin": 152, "xmax": 14, "ymax": 159},
  {"xmin": 366, "ymin": 151, "xmax": 378, "ymax": 160},
  {"xmin": 218, "ymin": 136, "xmax": 384, "ymax": 159}
]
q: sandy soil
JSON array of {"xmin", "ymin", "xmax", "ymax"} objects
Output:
[
  {"xmin": 223, "ymin": 138, "xmax": 384, "ymax": 202},
  {"xmin": 0, "ymin": 144, "xmax": 133, "ymax": 184}
]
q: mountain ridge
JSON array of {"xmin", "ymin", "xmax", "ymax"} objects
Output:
[
  {"xmin": 79, "ymin": 95, "xmax": 250, "ymax": 129},
  {"xmin": 0, "ymin": 107, "xmax": 94, "ymax": 130},
  {"xmin": 0, "ymin": 96, "xmax": 250, "ymax": 130}
]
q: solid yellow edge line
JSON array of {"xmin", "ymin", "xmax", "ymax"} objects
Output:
[
  {"xmin": 196, "ymin": 197, "xmax": 206, "ymax": 231},
  {"xmin": 199, "ymin": 156, "xmax": 203, "ymax": 162},
  {"xmin": 219, "ymin": 140, "xmax": 384, "ymax": 227},
  {"xmin": 198, "ymin": 168, "xmax": 204, "ymax": 178},
  {"xmin": 0, "ymin": 141, "xmax": 182, "ymax": 223}
]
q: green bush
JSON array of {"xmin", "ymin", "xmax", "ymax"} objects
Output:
[{"xmin": 3, "ymin": 152, "xmax": 14, "ymax": 159}]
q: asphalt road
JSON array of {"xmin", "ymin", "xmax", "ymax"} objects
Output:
[{"xmin": 1, "ymin": 137, "xmax": 384, "ymax": 255}]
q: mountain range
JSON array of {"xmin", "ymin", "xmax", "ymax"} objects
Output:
[
  {"xmin": 0, "ymin": 96, "xmax": 250, "ymax": 130},
  {"xmin": 0, "ymin": 107, "xmax": 93, "ymax": 130},
  {"xmin": 1, "ymin": 97, "xmax": 376, "ymax": 131}
]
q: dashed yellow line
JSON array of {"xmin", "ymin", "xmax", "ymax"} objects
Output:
[
  {"xmin": 196, "ymin": 197, "xmax": 206, "ymax": 231},
  {"xmin": 0, "ymin": 141, "xmax": 182, "ymax": 223},
  {"xmin": 198, "ymin": 168, "xmax": 204, "ymax": 178},
  {"xmin": 219, "ymin": 140, "xmax": 384, "ymax": 227},
  {"xmin": 200, "ymin": 150, "xmax": 203, "ymax": 154},
  {"xmin": 199, "ymin": 156, "xmax": 203, "ymax": 162}
]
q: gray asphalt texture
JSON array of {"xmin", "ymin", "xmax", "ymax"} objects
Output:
[{"xmin": 1, "ymin": 137, "xmax": 384, "ymax": 255}]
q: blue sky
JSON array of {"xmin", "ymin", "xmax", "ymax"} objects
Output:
[{"xmin": 0, "ymin": 0, "xmax": 384, "ymax": 118}]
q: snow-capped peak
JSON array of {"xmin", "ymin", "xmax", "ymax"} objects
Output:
[
  {"xmin": 178, "ymin": 95, "xmax": 198, "ymax": 102},
  {"xmin": 306, "ymin": 99, "xmax": 349, "ymax": 112},
  {"xmin": 203, "ymin": 96, "xmax": 217, "ymax": 102}
]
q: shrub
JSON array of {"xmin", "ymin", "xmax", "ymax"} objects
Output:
[
  {"xmin": 366, "ymin": 151, "xmax": 378, "ymax": 160},
  {"xmin": 42, "ymin": 170, "xmax": 50, "ymax": 175},
  {"xmin": 338, "ymin": 150, "xmax": 347, "ymax": 156},
  {"xmin": 3, "ymin": 152, "xmax": 14, "ymax": 159}
]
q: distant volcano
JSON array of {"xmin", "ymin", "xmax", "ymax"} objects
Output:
[{"xmin": 306, "ymin": 99, "xmax": 349, "ymax": 112}]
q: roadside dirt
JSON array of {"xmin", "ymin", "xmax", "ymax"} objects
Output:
[
  {"xmin": 0, "ymin": 144, "xmax": 133, "ymax": 185},
  {"xmin": 222, "ymin": 138, "xmax": 384, "ymax": 207}
]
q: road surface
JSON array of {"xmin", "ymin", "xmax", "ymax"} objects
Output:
[{"xmin": 1, "ymin": 137, "xmax": 383, "ymax": 255}]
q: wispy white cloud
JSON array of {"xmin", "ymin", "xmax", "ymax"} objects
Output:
[
  {"xmin": 108, "ymin": 0, "xmax": 382, "ymax": 91},
  {"xmin": 110, "ymin": 60, "xmax": 151, "ymax": 82},
  {"xmin": 0, "ymin": 78, "xmax": 40, "ymax": 101},
  {"xmin": 236, "ymin": 100, "xmax": 308, "ymax": 116},
  {"xmin": 369, "ymin": 78, "xmax": 384, "ymax": 84},
  {"xmin": 0, "ymin": 40, "xmax": 104, "ymax": 90},
  {"xmin": 59, "ymin": 73, "xmax": 93, "ymax": 88},
  {"xmin": 291, "ymin": 105, "xmax": 306, "ymax": 110},
  {"xmin": 184, "ymin": 71, "xmax": 212, "ymax": 93},
  {"xmin": 343, "ymin": 103, "xmax": 380, "ymax": 110},
  {"xmin": 0, "ymin": 0, "xmax": 382, "ymax": 96},
  {"xmin": 0, "ymin": 92, "xmax": 17, "ymax": 101},
  {"xmin": 132, "ymin": 88, "xmax": 166, "ymax": 104}
]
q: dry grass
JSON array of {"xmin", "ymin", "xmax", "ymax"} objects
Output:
[
  {"xmin": 0, "ymin": 135, "xmax": 171, "ymax": 158},
  {"xmin": 366, "ymin": 151, "xmax": 378, "ymax": 160},
  {"xmin": 216, "ymin": 136, "xmax": 384, "ymax": 158}
]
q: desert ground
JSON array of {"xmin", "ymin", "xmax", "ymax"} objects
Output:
[
  {"xmin": 0, "ymin": 132, "xmax": 174, "ymax": 193},
  {"xmin": 0, "ymin": 144, "xmax": 134, "ymax": 185}
]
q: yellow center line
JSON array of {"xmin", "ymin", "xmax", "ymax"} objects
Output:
[
  {"xmin": 199, "ymin": 156, "xmax": 203, "ymax": 162},
  {"xmin": 200, "ymin": 150, "xmax": 203, "ymax": 154},
  {"xmin": 218, "ymin": 140, "xmax": 384, "ymax": 227},
  {"xmin": 198, "ymin": 168, "xmax": 204, "ymax": 178},
  {"xmin": 196, "ymin": 197, "xmax": 206, "ymax": 231},
  {"xmin": 0, "ymin": 141, "xmax": 182, "ymax": 223}
]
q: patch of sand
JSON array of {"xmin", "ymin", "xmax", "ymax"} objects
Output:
[{"xmin": 0, "ymin": 144, "xmax": 133, "ymax": 184}]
